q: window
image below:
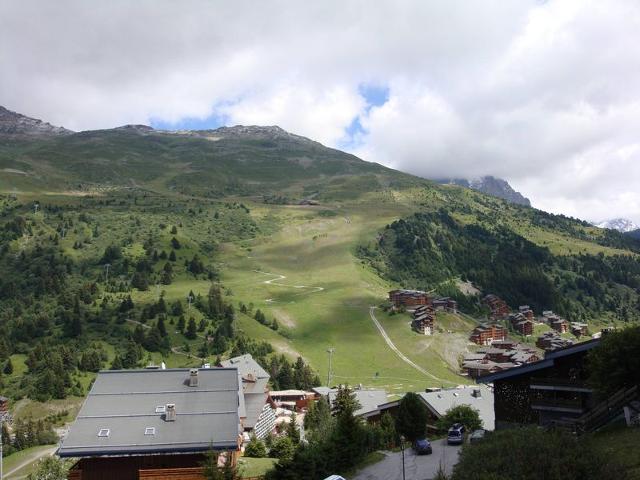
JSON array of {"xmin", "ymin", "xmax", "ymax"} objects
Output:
[
  {"xmin": 144, "ymin": 427, "xmax": 156, "ymax": 436},
  {"xmin": 155, "ymin": 405, "xmax": 166, "ymax": 414},
  {"xmin": 97, "ymin": 428, "xmax": 110, "ymax": 437}
]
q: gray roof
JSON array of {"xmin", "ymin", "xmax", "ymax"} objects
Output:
[
  {"xmin": 220, "ymin": 354, "xmax": 269, "ymax": 380},
  {"xmin": 418, "ymin": 385, "xmax": 495, "ymax": 430},
  {"xmin": 244, "ymin": 393, "xmax": 268, "ymax": 429},
  {"xmin": 327, "ymin": 389, "xmax": 390, "ymax": 418},
  {"xmin": 58, "ymin": 368, "xmax": 240, "ymax": 457}
]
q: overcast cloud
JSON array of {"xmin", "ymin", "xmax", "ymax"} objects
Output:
[{"xmin": 2, "ymin": 0, "xmax": 640, "ymax": 223}]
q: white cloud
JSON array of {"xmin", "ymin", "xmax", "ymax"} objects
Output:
[{"xmin": 1, "ymin": 0, "xmax": 640, "ymax": 222}]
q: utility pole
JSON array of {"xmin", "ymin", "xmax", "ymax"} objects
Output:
[
  {"xmin": 104, "ymin": 263, "xmax": 111, "ymax": 284},
  {"xmin": 1, "ymin": 423, "xmax": 3, "ymax": 480},
  {"xmin": 326, "ymin": 347, "xmax": 335, "ymax": 387},
  {"xmin": 187, "ymin": 294, "xmax": 194, "ymax": 310}
]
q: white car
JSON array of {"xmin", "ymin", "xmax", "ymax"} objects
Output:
[{"xmin": 324, "ymin": 476, "xmax": 346, "ymax": 480}]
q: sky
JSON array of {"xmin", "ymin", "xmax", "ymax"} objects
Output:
[{"xmin": 2, "ymin": 0, "xmax": 640, "ymax": 224}]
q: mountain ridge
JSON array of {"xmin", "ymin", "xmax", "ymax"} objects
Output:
[{"xmin": 436, "ymin": 176, "xmax": 531, "ymax": 206}]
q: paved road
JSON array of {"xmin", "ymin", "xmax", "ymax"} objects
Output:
[
  {"xmin": 368, "ymin": 307, "xmax": 450, "ymax": 384},
  {"xmin": 353, "ymin": 439, "xmax": 461, "ymax": 480}
]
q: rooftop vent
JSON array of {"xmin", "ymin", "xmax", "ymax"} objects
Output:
[
  {"xmin": 155, "ymin": 405, "xmax": 166, "ymax": 414},
  {"xmin": 97, "ymin": 428, "xmax": 110, "ymax": 437},
  {"xmin": 189, "ymin": 368, "xmax": 199, "ymax": 387},
  {"xmin": 144, "ymin": 427, "xmax": 156, "ymax": 436},
  {"xmin": 165, "ymin": 403, "xmax": 176, "ymax": 422},
  {"xmin": 472, "ymin": 388, "xmax": 482, "ymax": 398}
]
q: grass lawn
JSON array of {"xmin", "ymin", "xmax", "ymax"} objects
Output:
[
  {"xmin": 238, "ymin": 457, "xmax": 278, "ymax": 478},
  {"xmin": 589, "ymin": 425, "xmax": 640, "ymax": 479},
  {"xmin": 3, "ymin": 444, "xmax": 57, "ymax": 480},
  {"xmin": 11, "ymin": 397, "xmax": 84, "ymax": 424},
  {"xmin": 218, "ymin": 201, "xmax": 465, "ymax": 392}
]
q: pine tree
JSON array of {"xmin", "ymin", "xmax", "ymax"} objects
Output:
[
  {"xmin": 169, "ymin": 250, "xmax": 177, "ymax": 261},
  {"xmin": 157, "ymin": 316, "xmax": 168, "ymax": 337},
  {"xmin": 110, "ymin": 354, "xmax": 124, "ymax": 370},
  {"xmin": 177, "ymin": 315, "xmax": 186, "ymax": 333},
  {"xmin": 286, "ymin": 412, "xmax": 300, "ymax": 444},
  {"xmin": 185, "ymin": 317, "xmax": 198, "ymax": 340},
  {"xmin": 3, "ymin": 358, "xmax": 13, "ymax": 375}
]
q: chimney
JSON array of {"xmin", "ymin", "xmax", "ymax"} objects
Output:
[
  {"xmin": 189, "ymin": 368, "xmax": 199, "ymax": 387},
  {"xmin": 165, "ymin": 403, "xmax": 176, "ymax": 421},
  {"xmin": 472, "ymin": 388, "xmax": 482, "ymax": 398}
]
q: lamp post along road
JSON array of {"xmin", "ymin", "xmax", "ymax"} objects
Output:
[
  {"xmin": 400, "ymin": 434, "xmax": 406, "ymax": 480},
  {"xmin": 326, "ymin": 347, "xmax": 335, "ymax": 387}
]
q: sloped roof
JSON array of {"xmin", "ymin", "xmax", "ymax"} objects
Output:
[
  {"xmin": 418, "ymin": 385, "xmax": 495, "ymax": 430},
  {"xmin": 220, "ymin": 354, "xmax": 269, "ymax": 380},
  {"xmin": 58, "ymin": 368, "xmax": 240, "ymax": 457}
]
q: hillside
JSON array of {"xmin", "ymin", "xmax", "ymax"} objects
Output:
[
  {"xmin": 0, "ymin": 109, "xmax": 423, "ymax": 199},
  {"xmin": 1, "ymin": 106, "xmax": 640, "ymax": 426}
]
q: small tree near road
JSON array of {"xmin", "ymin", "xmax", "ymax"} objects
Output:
[
  {"xmin": 396, "ymin": 392, "xmax": 428, "ymax": 441},
  {"xmin": 437, "ymin": 404, "xmax": 482, "ymax": 432}
]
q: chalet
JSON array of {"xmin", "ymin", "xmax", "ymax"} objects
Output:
[
  {"xmin": 509, "ymin": 313, "xmax": 534, "ymax": 336},
  {"xmin": 219, "ymin": 354, "xmax": 276, "ymax": 439},
  {"xmin": 410, "ymin": 305, "xmax": 436, "ymax": 335},
  {"xmin": 432, "ymin": 297, "xmax": 458, "ymax": 313},
  {"xmin": 536, "ymin": 331, "xmax": 574, "ymax": 351},
  {"xmin": 483, "ymin": 294, "xmax": 510, "ymax": 320},
  {"xmin": 418, "ymin": 385, "xmax": 495, "ymax": 430},
  {"xmin": 518, "ymin": 305, "xmax": 535, "ymax": 321},
  {"xmin": 470, "ymin": 323, "xmax": 508, "ymax": 346},
  {"xmin": 478, "ymin": 340, "xmax": 601, "ymax": 430},
  {"xmin": 389, "ymin": 289, "xmax": 430, "ymax": 308},
  {"xmin": 463, "ymin": 359, "xmax": 516, "ymax": 379},
  {"xmin": 269, "ymin": 390, "xmax": 316, "ymax": 412},
  {"xmin": 463, "ymin": 343, "xmax": 539, "ymax": 378},
  {"xmin": 314, "ymin": 387, "xmax": 397, "ymax": 422},
  {"xmin": 59, "ymin": 368, "xmax": 242, "ymax": 480},
  {"xmin": 550, "ymin": 318, "xmax": 569, "ymax": 334},
  {"xmin": 571, "ymin": 322, "xmax": 589, "ymax": 338}
]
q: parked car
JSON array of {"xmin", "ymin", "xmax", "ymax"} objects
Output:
[
  {"xmin": 323, "ymin": 476, "xmax": 346, "ymax": 480},
  {"xmin": 469, "ymin": 429, "xmax": 486, "ymax": 443},
  {"xmin": 447, "ymin": 423, "xmax": 466, "ymax": 445},
  {"xmin": 413, "ymin": 438, "xmax": 433, "ymax": 455}
]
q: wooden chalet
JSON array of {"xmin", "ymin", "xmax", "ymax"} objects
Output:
[
  {"xmin": 482, "ymin": 294, "xmax": 510, "ymax": 320},
  {"xmin": 389, "ymin": 289, "xmax": 430, "ymax": 308},
  {"xmin": 431, "ymin": 297, "xmax": 458, "ymax": 313},
  {"xmin": 478, "ymin": 340, "xmax": 601, "ymax": 430},
  {"xmin": 536, "ymin": 331, "xmax": 574, "ymax": 351},
  {"xmin": 470, "ymin": 323, "xmax": 508, "ymax": 346},
  {"xmin": 571, "ymin": 322, "xmax": 589, "ymax": 338},
  {"xmin": 509, "ymin": 313, "xmax": 534, "ymax": 336},
  {"xmin": 412, "ymin": 305, "xmax": 436, "ymax": 335},
  {"xmin": 518, "ymin": 305, "xmax": 535, "ymax": 321},
  {"xmin": 59, "ymin": 368, "xmax": 242, "ymax": 480}
]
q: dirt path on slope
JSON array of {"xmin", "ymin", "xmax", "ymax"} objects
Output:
[{"xmin": 368, "ymin": 306, "xmax": 455, "ymax": 385}]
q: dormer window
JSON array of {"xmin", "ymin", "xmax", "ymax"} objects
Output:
[
  {"xmin": 144, "ymin": 427, "xmax": 156, "ymax": 436},
  {"xmin": 97, "ymin": 428, "xmax": 110, "ymax": 437}
]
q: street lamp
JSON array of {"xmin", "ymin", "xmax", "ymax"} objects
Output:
[
  {"xmin": 326, "ymin": 348, "xmax": 335, "ymax": 387},
  {"xmin": 400, "ymin": 434, "xmax": 406, "ymax": 480}
]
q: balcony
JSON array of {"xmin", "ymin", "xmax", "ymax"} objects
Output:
[
  {"xmin": 530, "ymin": 377, "xmax": 593, "ymax": 393},
  {"xmin": 531, "ymin": 396, "xmax": 585, "ymax": 414}
]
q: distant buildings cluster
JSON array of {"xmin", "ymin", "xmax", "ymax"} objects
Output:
[{"xmin": 462, "ymin": 340, "xmax": 540, "ymax": 379}]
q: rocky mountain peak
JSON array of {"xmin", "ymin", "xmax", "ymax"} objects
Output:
[
  {"xmin": 436, "ymin": 175, "xmax": 531, "ymax": 207},
  {"xmin": 0, "ymin": 105, "xmax": 73, "ymax": 137},
  {"xmin": 595, "ymin": 218, "xmax": 639, "ymax": 233}
]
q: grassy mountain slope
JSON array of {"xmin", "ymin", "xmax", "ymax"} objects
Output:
[{"xmin": 1, "ymin": 111, "xmax": 639, "ymax": 418}]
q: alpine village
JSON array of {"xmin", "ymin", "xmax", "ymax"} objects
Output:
[{"xmin": 2, "ymin": 4, "xmax": 640, "ymax": 480}]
